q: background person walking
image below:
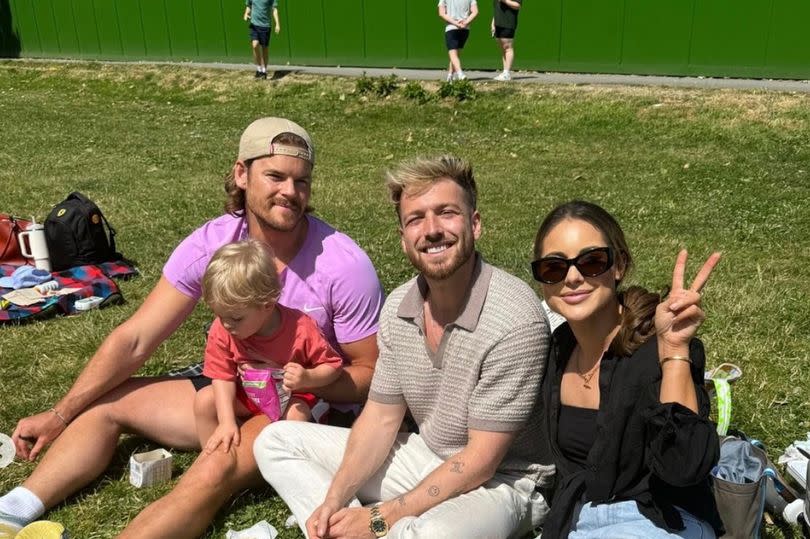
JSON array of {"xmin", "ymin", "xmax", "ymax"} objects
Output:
[
  {"xmin": 244, "ymin": 0, "xmax": 280, "ymax": 80},
  {"xmin": 492, "ymin": 0, "xmax": 522, "ymax": 81},
  {"xmin": 438, "ymin": 0, "xmax": 478, "ymax": 81}
]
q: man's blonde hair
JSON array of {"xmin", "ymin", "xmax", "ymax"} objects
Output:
[
  {"xmin": 202, "ymin": 239, "xmax": 281, "ymax": 310},
  {"xmin": 385, "ymin": 155, "xmax": 477, "ymax": 219}
]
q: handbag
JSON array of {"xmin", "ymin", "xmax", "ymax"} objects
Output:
[{"xmin": 0, "ymin": 214, "xmax": 32, "ymax": 265}]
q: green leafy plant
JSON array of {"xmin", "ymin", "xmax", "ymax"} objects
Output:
[
  {"xmin": 401, "ymin": 81, "xmax": 430, "ymax": 103},
  {"xmin": 373, "ymin": 75, "xmax": 399, "ymax": 97},
  {"xmin": 355, "ymin": 73, "xmax": 374, "ymax": 94},
  {"xmin": 437, "ymin": 79, "xmax": 476, "ymax": 101}
]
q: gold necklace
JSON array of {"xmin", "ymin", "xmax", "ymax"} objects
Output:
[{"xmin": 574, "ymin": 348, "xmax": 601, "ymax": 389}]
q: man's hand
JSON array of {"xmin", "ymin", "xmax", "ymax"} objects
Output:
[
  {"xmin": 322, "ymin": 507, "xmax": 376, "ymax": 539},
  {"xmin": 307, "ymin": 499, "xmax": 343, "ymax": 539},
  {"xmin": 11, "ymin": 410, "xmax": 67, "ymax": 461},
  {"xmin": 204, "ymin": 422, "xmax": 240, "ymax": 454},
  {"xmin": 243, "ymin": 7, "xmax": 251, "ymax": 21},
  {"xmin": 274, "ymin": 24, "xmax": 281, "ymax": 34},
  {"xmin": 282, "ymin": 363, "xmax": 309, "ymax": 392}
]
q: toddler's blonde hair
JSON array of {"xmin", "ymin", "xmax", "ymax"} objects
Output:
[{"xmin": 202, "ymin": 239, "xmax": 281, "ymax": 310}]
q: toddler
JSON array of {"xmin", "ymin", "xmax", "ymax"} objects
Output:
[{"xmin": 195, "ymin": 239, "xmax": 343, "ymax": 453}]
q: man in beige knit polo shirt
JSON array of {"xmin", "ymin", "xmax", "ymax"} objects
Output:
[{"xmin": 254, "ymin": 155, "xmax": 552, "ymax": 538}]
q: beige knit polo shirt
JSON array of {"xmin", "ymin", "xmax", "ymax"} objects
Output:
[{"xmin": 369, "ymin": 256, "xmax": 554, "ymax": 485}]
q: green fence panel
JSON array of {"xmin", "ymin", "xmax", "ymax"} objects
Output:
[
  {"xmin": 405, "ymin": 0, "xmax": 438, "ymax": 67},
  {"xmin": 115, "ymin": 1, "xmax": 146, "ymax": 57},
  {"xmin": 322, "ymin": 0, "xmax": 364, "ymax": 65},
  {"xmin": 690, "ymin": 0, "xmax": 770, "ymax": 75},
  {"xmin": 5, "ymin": 0, "xmax": 810, "ymax": 79},
  {"xmin": 223, "ymin": 1, "xmax": 249, "ymax": 61},
  {"xmin": 363, "ymin": 0, "xmax": 407, "ymax": 67},
  {"xmin": 6, "ymin": 0, "xmax": 40, "ymax": 56},
  {"xmin": 164, "ymin": 0, "xmax": 198, "ymax": 60},
  {"xmin": 558, "ymin": 0, "xmax": 624, "ymax": 70},
  {"xmin": 514, "ymin": 0, "xmax": 562, "ymax": 71},
  {"xmin": 50, "ymin": 2, "xmax": 80, "ymax": 56},
  {"xmin": 194, "ymin": 0, "xmax": 227, "ymax": 61},
  {"xmin": 620, "ymin": 0, "xmax": 693, "ymax": 74},
  {"xmin": 764, "ymin": 0, "xmax": 810, "ymax": 78},
  {"xmin": 286, "ymin": 0, "xmax": 325, "ymax": 64},
  {"xmin": 93, "ymin": 0, "xmax": 123, "ymax": 58},
  {"xmin": 71, "ymin": 0, "xmax": 101, "ymax": 58},
  {"xmin": 30, "ymin": 0, "xmax": 58, "ymax": 55},
  {"xmin": 139, "ymin": 0, "xmax": 171, "ymax": 59}
]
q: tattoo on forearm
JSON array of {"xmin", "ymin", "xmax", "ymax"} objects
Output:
[
  {"xmin": 397, "ymin": 495, "xmax": 406, "ymax": 506},
  {"xmin": 428, "ymin": 485, "xmax": 440, "ymax": 497},
  {"xmin": 450, "ymin": 460, "xmax": 464, "ymax": 473}
]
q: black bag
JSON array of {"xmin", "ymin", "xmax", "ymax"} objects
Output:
[{"xmin": 45, "ymin": 192, "xmax": 121, "ymax": 271}]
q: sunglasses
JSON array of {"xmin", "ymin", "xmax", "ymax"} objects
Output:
[{"xmin": 531, "ymin": 247, "xmax": 614, "ymax": 284}]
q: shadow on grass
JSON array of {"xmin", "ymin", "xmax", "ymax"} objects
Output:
[{"xmin": 270, "ymin": 69, "xmax": 297, "ymax": 81}]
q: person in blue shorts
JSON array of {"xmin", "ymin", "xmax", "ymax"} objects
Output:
[{"xmin": 244, "ymin": 0, "xmax": 280, "ymax": 80}]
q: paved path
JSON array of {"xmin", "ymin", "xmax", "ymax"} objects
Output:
[{"xmin": 14, "ymin": 57, "xmax": 810, "ymax": 93}]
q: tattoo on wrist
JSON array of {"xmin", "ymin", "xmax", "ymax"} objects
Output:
[
  {"xmin": 397, "ymin": 495, "xmax": 406, "ymax": 506},
  {"xmin": 450, "ymin": 461, "xmax": 464, "ymax": 473},
  {"xmin": 428, "ymin": 485, "xmax": 440, "ymax": 497}
]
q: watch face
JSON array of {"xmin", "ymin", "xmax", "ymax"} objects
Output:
[{"xmin": 371, "ymin": 519, "xmax": 388, "ymax": 534}]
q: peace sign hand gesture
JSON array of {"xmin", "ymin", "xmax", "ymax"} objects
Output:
[{"xmin": 655, "ymin": 250, "xmax": 722, "ymax": 356}]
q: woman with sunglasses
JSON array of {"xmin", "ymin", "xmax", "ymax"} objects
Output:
[{"xmin": 532, "ymin": 200, "xmax": 724, "ymax": 538}]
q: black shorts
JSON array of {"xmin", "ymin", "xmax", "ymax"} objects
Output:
[
  {"xmin": 445, "ymin": 29, "xmax": 470, "ymax": 50},
  {"xmin": 249, "ymin": 23, "xmax": 271, "ymax": 47},
  {"xmin": 494, "ymin": 25, "xmax": 516, "ymax": 39}
]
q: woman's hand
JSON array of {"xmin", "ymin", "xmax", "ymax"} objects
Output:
[{"xmin": 655, "ymin": 250, "xmax": 721, "ymax": 355}]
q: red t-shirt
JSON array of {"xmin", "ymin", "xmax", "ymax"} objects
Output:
[{"xmin": 203, "ymin": 304, "xmax": 343, "ymax": 381}]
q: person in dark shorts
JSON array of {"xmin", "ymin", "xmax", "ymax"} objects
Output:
[
  {"xmin": 492, "ymin": 0, "xmax": 522, "ymax": 81},
  {"xmin": 244, "ymin": 0, "xmax": 280, "ymax": 79},
  {"xmin": 439, "ymin": 0, "xmax": 478, "ymax": 81}
]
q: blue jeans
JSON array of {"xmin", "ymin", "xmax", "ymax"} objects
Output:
[{"xmin": 568, "ymin": 500, "xmax": 716, "ymax": 539}]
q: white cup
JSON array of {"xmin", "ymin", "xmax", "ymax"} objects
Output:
[{"xmin": 19, "ymin": 222, "xmax": 51, "ymax": 272}]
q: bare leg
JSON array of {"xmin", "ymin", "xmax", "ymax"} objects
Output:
[
  {"xmin": 282, "ymin": 398, "xmax": 312, "ymax": 422},
  {"xmin": 448, "ymin": 49, "xmax": 462, "ymax": 75},
  {"xmin": 118, "ymin": 414, "xmax": 271, "ymax": 539},
  {"xmin": 22, "ymin": 377, "xmax": 199, "ymax": 508},
  {"xmin": 447, "ymin": 60, "xmax": 453, "ymax": 79},
  {"xmin": 193, "ymin": 386, "xmax": 218, "ymax": 448},
  {"xmin": 251, "ymin": 40, "xmax": 262, "ymax": 67},
  {"xmin": 261, "ymin": 45, "xmax": 269, "ymax": 71},
  {"xmin": 499, "ymin": 38, "xmax": 514, "ymax": 72}
]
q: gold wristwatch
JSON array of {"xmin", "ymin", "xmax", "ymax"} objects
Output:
[{"xmin": 369, "ymin": 506, "xmax": 389, "ymax": 537}]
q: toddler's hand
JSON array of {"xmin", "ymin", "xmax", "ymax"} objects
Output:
[
  {"xmin": 205, "ymin": 423, "xmax": 240, "ymax": 454},
  {"xmin": 282, "ymin": 363, "xmax": 309, "ymax": 391}
]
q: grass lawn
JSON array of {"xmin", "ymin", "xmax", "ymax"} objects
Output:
[{"xmin": 0, "ymin": 61, "xmax": 808, "ymax": 538}]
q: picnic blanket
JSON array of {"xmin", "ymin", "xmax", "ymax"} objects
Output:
[{"xmin": 0, "ymin": 261, "xmax": 138, "ymax": 323}]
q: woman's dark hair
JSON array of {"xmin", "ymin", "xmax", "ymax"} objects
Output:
[{"xmin": 533, "ymin": 200, "xmax": 660, "ymax": 356}]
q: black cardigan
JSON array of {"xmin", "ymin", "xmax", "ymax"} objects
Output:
[{"xmin": 540, "ymin": 324, "xmax": 724, "ymax": 538}]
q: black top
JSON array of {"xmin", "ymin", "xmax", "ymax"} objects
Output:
[
  {"xmin": 493, "ymin": 0, "xmax": 521, "ymax": 29},
  {"xmin": 540, "ymin": 324, "xmax": 725, "ymax": 538},
  {"xmin": 558, "ymin": 405, "xmax": 598, "ymax": 468}
]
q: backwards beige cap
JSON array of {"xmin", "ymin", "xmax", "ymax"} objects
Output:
[{"xmin": 237, "ymin": 117, "xmax": 315, "ymax": 165}]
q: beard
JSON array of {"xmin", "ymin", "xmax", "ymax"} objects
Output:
[
  {"xmin": 248, "ymin": 196, "xmax": 304, "ymax": 232},
  {"xmin": 405, "ymin": 234, "xmax": 475, "ymax": 281}
]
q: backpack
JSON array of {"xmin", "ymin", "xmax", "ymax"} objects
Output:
[{"xmin": 45, "ymin": 192, "xmax": 121, "ymax": 271}]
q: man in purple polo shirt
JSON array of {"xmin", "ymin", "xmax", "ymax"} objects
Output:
[{"xmin": 2, "ymin": 118, "xmax": 383, "ymax": 538}]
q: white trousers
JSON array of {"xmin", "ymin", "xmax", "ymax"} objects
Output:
[{"xmin": 254, "ymin": 421, "xmax": 549, "ymax": 539}]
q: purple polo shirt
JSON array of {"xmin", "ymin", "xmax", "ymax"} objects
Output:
[{"xmin": 163, "ymin": 213, "xmax": 383, "ymax": 354}]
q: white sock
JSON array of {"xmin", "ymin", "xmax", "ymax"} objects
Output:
[
  {"xmin": 256, "ymin": 64, "xmax": 262, "ymax": 71},
  {"xmin": 0, "ymin": 487, "xmax": 45, "ymax": 525}
]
